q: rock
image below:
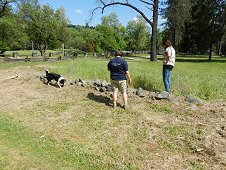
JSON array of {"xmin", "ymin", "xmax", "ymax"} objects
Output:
[
  {"xmin": 136, "ymin": 87, "xmax": 145, "ymax": 97},
  {"xmin": 99, "ymin": 87, "xmax": 106, "ymax": 92},
  {"xmin": 79, "ymin": 78, "xmax": 85, "ymax": 84},
  {"xmin": 77, "ymin": 82, "xmax": 82, "ymax": 86},
  {"xmin": 105, "ymin": 85, "xmax": 112, "ymax": 92},
  {"xmin": 155, "ymin": 91, "xmax": 169, "ymax": 100},
  {"xmin": 101, "ymin": 80, "xmax": 109, "ymax": 87},
  {"xmin": 95, "ymin": 86, "xmax": 100, "ymax": 91},
  {"xmin": 94, "ymin": 79, "xmax": 101, "ymax": 87},
  {"xmin": 87, "ymin": 80, "xmax": 95, "ymax": 87},
  {"xmin": 74, "ymin": 79, "xmax": 79, "ymax": 84},
  {"xmin": 81, "ymin": 82, "xmax": 88, "ymax": 88},
  {"xmin": 185, "ymin": 95, "xmax": 203, "ymax": 105}
]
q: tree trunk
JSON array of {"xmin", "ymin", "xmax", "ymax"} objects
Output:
[
  {"xmin": 150, "ymin": 0, "xmax": 158, "ymax": 61},
  {"xmin": 172, "ymin": 27, "xmax": 176, "ymax": 50},
  {"xmin": 218, "ymin": 40, "xmax": 222, "ymax": 55},
  {"xmin": 208, "ymin": 44, "xmax": 212, "ymax": 61}
]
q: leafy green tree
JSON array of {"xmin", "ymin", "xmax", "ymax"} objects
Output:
[
  {"xmin": 163, "ymin": 0, "xmax": 226, "ymax": 59},
  {"xmin": 0, "ymin": 16, "xmax": 29, "ymax": 53},
  {"xmin": 100, "ymin": 12, "xmax": 126, "ymax": 51},
  {"xmin": 101, "ymin": 12, "xmax": 120, "ymax": 27},
  {"xmin": 0, "ymin": 0, "xmax": 15, "ymax": 17},
  {"xmin": 186, "ymin": 0, "xmax": 224, "ymax": 59},
  {"xmin": 96, "ymin": 25, "xmax": 119, "ymax": 53},
  {"xmin": 156, "ymin": 29, "xmax": 163, "ymax": 54},
  {"xmin": 218, "ymin": 1, "xmax": 226, "ymax": 55},
  {"xmin": 161, "ymin": 0, "xmax": 192, "ymax": 50},
  {"xmin": 125, "ymin": 16, "xmax": 150, "ymax": 51},
  {"xmin": 66, "ymin": 25, "xmax": 103, "ymax": 53},
  {"xmin": 90, "ymin": 13, "xmax": 126, "ymax": 54},
  {"xmin": 18, "ymin": 2, "xmax": 69, "ymax": 55},
  {"xmin": 93, "ymin": 0, "xmax": 160, "ymax": 61},
  {"xmin": 66, "ymin": 26, "xmax": 86, "ymax": 50}
]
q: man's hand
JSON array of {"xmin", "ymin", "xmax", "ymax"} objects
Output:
[{"xmin": 126, "ymin": 71, "xmax": 132, "ymax": 86}]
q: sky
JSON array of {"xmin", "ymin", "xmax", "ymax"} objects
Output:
[{"xmin": 40, "ymin": 0, "xmax": 166, "ymax": 29}]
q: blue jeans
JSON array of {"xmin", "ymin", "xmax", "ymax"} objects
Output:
[{"xmin": 163, "ymin": 68, "xmax": 172, "ymax": 93}]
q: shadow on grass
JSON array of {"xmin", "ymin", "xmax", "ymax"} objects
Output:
[{"xmin": 87, "ymin": 93, "xmax": 112, "ymax": 107}]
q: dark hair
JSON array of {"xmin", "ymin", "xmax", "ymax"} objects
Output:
[
  {"xmin": 114, "ymin": 50, "xmax": 122, "ymax": 57},
  {"xmin": 162, "ymin": 40, "xmax": 172, "ymax": 47}
]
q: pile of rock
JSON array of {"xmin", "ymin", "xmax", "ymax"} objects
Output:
[
  {"xmin": 71, "ymin": 78, "xmax": 112, "ymax": 93},
  {"xmin": 70, "ymin": 78, "xmax": 157, "ymax": 99},
  {"xmin": 40, "ymin": 75, "xmax": 204, "ymax": 105}
]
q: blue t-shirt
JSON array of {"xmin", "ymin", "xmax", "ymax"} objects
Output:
[{"xmin": 108, "ymin": 57, "xmax": 128, "ymax": 80}]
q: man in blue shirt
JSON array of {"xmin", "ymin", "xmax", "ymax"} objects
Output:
[{"xmin": 108, "ymin": 51, "xmax": 132, "ymax": 109}]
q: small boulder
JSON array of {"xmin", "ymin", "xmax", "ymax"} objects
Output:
[
  {"xmin": 185, "ymin": 95, "xmax": 203, "ymax": 105},
  {"xmin": 155, "ymin": 91, "xmax": 169, "ymax": 100},
  {"xmin": 136, "ymin": 87, "xmax": 145, "ymax": 97}
]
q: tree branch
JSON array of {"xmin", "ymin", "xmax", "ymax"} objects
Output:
[
  {"xmin": 139, "ymin": 0, "xmax": 153, "ymax": 6},
  {"xmin": 100, "ymin": 1, "xmax": 153, "ymax": 27},
  {"xmin": 5, "ymin": 75, "xmax": 19, "ymax": 80},
  {"xmin": 99, "ymin": 0, "xmax": 106, "ymax": 6},
  {"xmin": 87, "ymin": 6, "xmax": 102, "ymax": 24},
  {"xmin": 146, "ymin": 6, "xmax": 153, "ymax": 11}
]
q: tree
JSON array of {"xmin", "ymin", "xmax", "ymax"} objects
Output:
[
  {"xmin": 18, "ymin": 2, "xmax": 69, "ymax": 55},
  {"xmin": 0, "ymin": 16, "xmax": 29, "ymax": 53},
  {"xmin": 163, "ymin": 0, "xmax": 226, "ymax": 59},
  {"xmin": 187, "ymin": 0, "xmax": 225, "ymax": 59},
  {"xmin": 93, "ymin": 0, "xmax": 159, "ymax": 61},
  {"xmin": 100, "ymin": 12, "xmax": 126, "ymax": 51},
  {"xmin": 66, "ymin": 26, "xmax": 87, "ymax": 50},
  {"xmin": 101, "ymin": 12, "xmax": 120, "ymax": 27},
  {"xmin": 0, "ymin": 0, "xmax": 16, "ymax": 17},
  {"xmin": 96, "ymin": 25, "xmax": 121, "ymax": 53},
  {"xmin": 67, "ymin": 13, "xmax": 126, "ymax": 54},
  {"xmin": 125, "ymin": 16, "xmax": 150, "ymax": 51},
  {"xmin": 217, "ymin": 1, "xmax": 226, "ymax": 55},
  {"xmin": 161, "ymin": 0, "xmax": 192, "ymax": 50}
]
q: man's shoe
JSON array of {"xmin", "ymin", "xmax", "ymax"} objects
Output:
[
  {"xmin": 113, "ymin": 104, "xmax": 117, "ymax": 109},
  {"xmin": 123, "ymin": 104, "xmax": 128, "ymax": 110}
]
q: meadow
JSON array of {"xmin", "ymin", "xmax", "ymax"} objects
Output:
[
  {"xmin": 0, "ymin": 54, "xmax": 225, "ymax": 169},
  {"xmin": 1, "ymin": 54, "xmax": 226, "ymax": 100}
]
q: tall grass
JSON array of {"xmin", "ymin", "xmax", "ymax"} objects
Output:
[{"xmin": 0, "ymin": 56, "xmax": 225, "ymax": 100}]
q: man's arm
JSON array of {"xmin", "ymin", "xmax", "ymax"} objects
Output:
[
  {"xmin": 165, "ymin": 48, "xmax": 172, "ymax": 62},
  {"xmin": 107, "ymin": 62, "xmax": 111, "ymax": 71},
  {"xmin": 125, "ymin": 71, "xmax": 132, "ymax": 85}
]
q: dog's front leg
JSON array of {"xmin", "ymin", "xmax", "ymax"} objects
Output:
[
  {"xmin": 58, "ymin": 82, "xmax": 62, "ymax": 88},
  {"xmin": 47, "ymin": 81, "xmax": 50, "ymax": 86}
]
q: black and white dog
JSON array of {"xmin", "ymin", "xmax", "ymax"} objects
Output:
[{"xmin": 45, "ymin": 69, "xmax": 66, "ymax": 88}]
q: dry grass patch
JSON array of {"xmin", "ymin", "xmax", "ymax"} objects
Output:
[{"xmin": 0, "ymin": 66, "xmax": 225, "ymax": 169}]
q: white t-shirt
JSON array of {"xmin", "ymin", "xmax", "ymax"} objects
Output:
[{"xmin": 163, "ymin": 46, "xmax": 176, "ymax": 66}]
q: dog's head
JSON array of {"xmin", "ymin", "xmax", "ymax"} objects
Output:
[{"xmin": 59, "ymin": 77, "xmax": 66, "ymax": 86}]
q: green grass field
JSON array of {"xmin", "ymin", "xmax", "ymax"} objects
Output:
[{"xmin": 1, "ymin": 54, "xmax": 225, "ymax": 100}]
